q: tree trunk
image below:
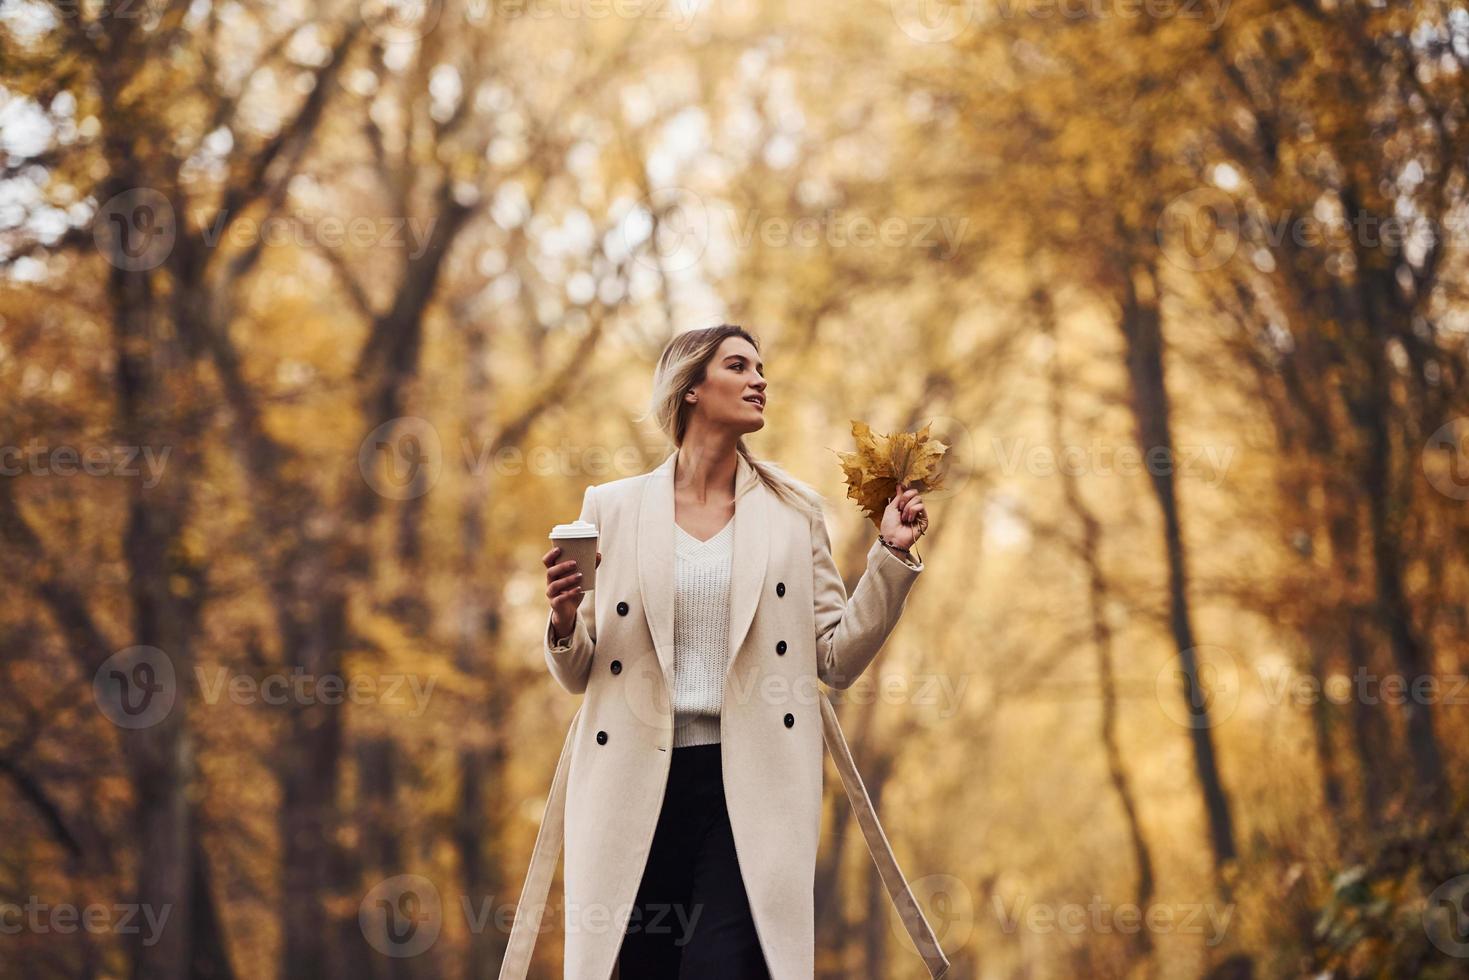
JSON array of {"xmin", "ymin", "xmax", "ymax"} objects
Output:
[
  {"xmin": 1118, "ymin": 259, "xmax": 1238, "ymax": 872},
  {"xmin": 1040, "ymin": 288, "xmax": 1156, "ymax": 951},
  {"xmin": 98, "ymin": 131, "xmax": 200, "ymax": 979}
]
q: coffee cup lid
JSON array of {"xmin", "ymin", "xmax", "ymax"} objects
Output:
[{"xmin": 550, "ymin": 519, "xmax": 598, "ymax": 539}]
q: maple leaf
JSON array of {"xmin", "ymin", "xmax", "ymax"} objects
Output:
[{"xmin": 834, "ymin": 420, "xmax": 949, "ymax": 529}]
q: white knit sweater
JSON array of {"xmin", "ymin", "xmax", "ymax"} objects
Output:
[{"xmin": 670, "ymin": 516, "xmax": 734, "ymax": 747}]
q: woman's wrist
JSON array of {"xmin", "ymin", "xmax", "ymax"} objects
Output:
[
  {"xmin": 878, "ymin": 534, "xmax": 917, "ymax": 564},
  {"xmin": 550, "ymin": 611, "xmax": 576, "ymax": 643}
]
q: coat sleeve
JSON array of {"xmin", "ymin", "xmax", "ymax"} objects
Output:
[
  {"xmin": 811, "ymin": 507, "xmax": 924, "ymax": 690},
  {"xmin": 544, "ymin": 484, "xmax": 600, "ymax": 695}
]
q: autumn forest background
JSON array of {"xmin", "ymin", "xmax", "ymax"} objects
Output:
[{"xmin": 2, "ymin": 0, "xmax": 1469, "ymax": 977}]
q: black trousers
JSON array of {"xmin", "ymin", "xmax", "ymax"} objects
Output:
[{"xmin": 618, "ymin": 741, "xmax": 772, "ymax": 980}]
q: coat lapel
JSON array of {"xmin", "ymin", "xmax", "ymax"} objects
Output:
[{"xmin": 637, "ymin": 448, "xmax": 770, "ymax": 693}]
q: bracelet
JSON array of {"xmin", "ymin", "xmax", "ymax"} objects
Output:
[{"xmin": 878, "ymin": 534, "xmax": 913, "ymax": 557}]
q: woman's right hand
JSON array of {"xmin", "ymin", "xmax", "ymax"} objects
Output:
[{"xmin": 545, "ymin": 546, "xmax": 601, "ymax": 640}]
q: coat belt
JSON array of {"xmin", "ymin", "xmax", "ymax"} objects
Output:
[{"xmin": 496, "ymin": 696, "xmax": 952, "ymax": 979}]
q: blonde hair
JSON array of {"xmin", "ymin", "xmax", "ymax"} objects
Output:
[{"xmin": 637, "ymin": 324, "xmax": 827, "ymax": 521}]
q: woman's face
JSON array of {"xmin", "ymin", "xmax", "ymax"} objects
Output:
[{"xmin": 689, "ymin": 336, "xmax": 767, "ymax": 434}]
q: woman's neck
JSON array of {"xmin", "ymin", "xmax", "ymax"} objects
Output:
[{"xmin": 674, "ymin": 438, "xmax": 739, "ymax": 503}]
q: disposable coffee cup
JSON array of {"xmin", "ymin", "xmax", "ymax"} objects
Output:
[{"xmin": 549, "ymin": 519, "xmax": 598, "ymax": 593}]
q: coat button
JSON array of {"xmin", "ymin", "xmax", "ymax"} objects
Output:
[
  {"xmin": 776, "ymin": 640, "xmax": 787, "ymax": 655},
  {"xmin": 617, "ymin": 601, "xmax": 629, "ymax": 616},
  {"xmin": 596, "ymin": 730, "xmax": 608, "ymax": 744},
  {"xmin": 610, "ymin": 660, "xmax": 622, "ymax": 675},
  {"xmin": 776, "ymin": 581, "xmax": 785, "ymax": 597},
  {"xmin": 783, "ymin": 713, "xmax": 794, "ymax": 728}
]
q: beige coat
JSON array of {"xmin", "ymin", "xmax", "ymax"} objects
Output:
[{"xmin": 499, "ymin": 450, "xmax": 950, "ymax": 980}]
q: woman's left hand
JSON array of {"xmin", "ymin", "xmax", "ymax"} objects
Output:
[{"xmin": 880, "ymin": 482, "xmax": 928, "ymax": 551}]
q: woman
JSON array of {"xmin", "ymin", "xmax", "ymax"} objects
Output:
[{"xmin": 499, "ymin": 324, "xmax": 950, "ymax": 980}]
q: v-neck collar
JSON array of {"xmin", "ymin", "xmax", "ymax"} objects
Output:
[{"xmin": 674, "ymin": 514, "xmax": 734, "ymax": 546}]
